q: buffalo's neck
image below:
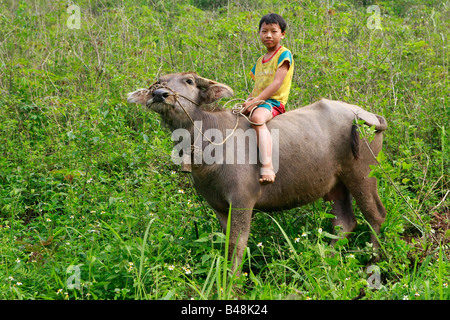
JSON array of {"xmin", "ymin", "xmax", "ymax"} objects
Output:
[
  {"xmin": 169, "ymin": 108, "xmax": 237, "ymax": 143},
  {"xmin": 178, "ymin": 109, "xmax": 237, "ymax": 176},
  {"xmin": 197, "ymin": 109, "xmax": 230, "ymax": 133}
]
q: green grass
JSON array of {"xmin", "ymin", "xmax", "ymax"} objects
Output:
[{"xmin": 0, "ymin": 0, "xmax": 448, "ymax": 300}]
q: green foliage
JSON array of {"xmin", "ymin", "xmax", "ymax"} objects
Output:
[{"xmin": 0, "ymin": 0, "xmax": 448, "ymax": 300}]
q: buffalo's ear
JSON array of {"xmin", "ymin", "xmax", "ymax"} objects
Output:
[
  {"xmin": 127, "ymin": 88, "xmax": 151, "ymax": 105},
  {"xmin": 195, "ymin": 77, "xmax": 233, "ymax": 105}
]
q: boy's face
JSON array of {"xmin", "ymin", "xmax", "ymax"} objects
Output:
[{"xmin": 259, "ymin": 22, "xmax": 285, "ymax": 51}]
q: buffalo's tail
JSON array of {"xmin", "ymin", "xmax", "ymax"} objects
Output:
[
  {"xmin": 351, "ymin": 124, "xmax": 360, "ymax": 159},
  {"xmin": 351, "ymin": 114, "xmax": 388, "ymax": 160}
]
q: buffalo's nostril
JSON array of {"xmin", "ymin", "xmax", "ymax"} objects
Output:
[{"xmin": 153, "ymin": 89, "xmax": 170, "ymax": 102}]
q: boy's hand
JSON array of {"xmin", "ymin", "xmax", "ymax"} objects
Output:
[{"xmin": 242, "ymin": 98, "xmax": 261, "ymax": 115}]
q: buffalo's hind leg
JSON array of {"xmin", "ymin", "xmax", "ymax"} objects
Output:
[
  {"xmin": 324, "ymin": 182, "xmax": 357, "ymax": 245},
  {"xmin": 342, "ymin": 137, "xmax": 387, "ymax": 257},
  {"xmin": 346, "ymin": 176, "xmax": 386, "ymax": 251}
]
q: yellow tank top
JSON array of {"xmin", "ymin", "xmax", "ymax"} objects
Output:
[{"xmin": 250, "ymin": 46, "xmax": 294, "ymax": 106}]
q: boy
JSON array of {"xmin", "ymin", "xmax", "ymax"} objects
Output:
[{"xmin": 243, "ymin": 13, "xmax": 294, "ymax": 184}]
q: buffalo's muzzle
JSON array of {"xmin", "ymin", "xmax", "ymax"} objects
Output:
[{"xmin": 152, "ymin": 88, "xmax": 170, "ymax": 103}]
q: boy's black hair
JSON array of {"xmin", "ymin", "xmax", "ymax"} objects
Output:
[{"xmin": 258, "ymin": 13, "xmax": 287, "ymax": 32}]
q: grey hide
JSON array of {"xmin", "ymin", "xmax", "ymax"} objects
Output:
[{"xmin": 127, "ymin": 72, "xmax": 388, "ymax": 272}]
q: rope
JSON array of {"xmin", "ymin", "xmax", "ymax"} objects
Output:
[
  {"xmin": 226, "ymin": 98, "xmax": 272, "ymax": 127},
  {"xmin": 148, "ymin": 82, "xmax": 270, "ymax": 146}
]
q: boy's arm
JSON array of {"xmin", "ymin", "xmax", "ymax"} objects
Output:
[{"xmin": 243, "ymin": 60, "xmax": 290, "ymax": 112}]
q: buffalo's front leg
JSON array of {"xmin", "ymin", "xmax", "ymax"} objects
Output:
[{"xmin": 216, "ymin": 206, "xmax": 253, "ymax": 275}]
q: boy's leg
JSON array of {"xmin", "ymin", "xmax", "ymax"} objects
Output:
[{"xmin": 251, "ymin": 106, "xmax": 275, "ymax": 184}]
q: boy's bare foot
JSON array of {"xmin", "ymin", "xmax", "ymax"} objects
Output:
[{"xmin": 259, "ymin": 166, "xmax": 276, "ymax": 184}]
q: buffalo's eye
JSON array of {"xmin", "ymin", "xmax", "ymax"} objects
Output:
[{"xmin": 186, "ymin": 79, "xmax": 194, "ymax": 85}]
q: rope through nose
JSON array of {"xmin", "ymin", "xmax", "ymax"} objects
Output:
[
  {"xmin": 148, "ymin": 82, "xmax": 198, "ymax": 106},
  {"xmin": 147, "ymin": 82, "xmax": 269, "ymax": 125},
  {"xmin": 146, "ymin": 82, "xmax": 271, "ymax": 145}
]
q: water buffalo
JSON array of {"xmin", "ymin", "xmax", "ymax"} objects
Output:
[{"xmin": 127, "ymin": 72, "xmax": 387, "ymax": 271}]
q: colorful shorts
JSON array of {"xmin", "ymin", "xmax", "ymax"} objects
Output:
[{"xmin": 256, "ymin": 99, "xmax": 286, "ymax": 118}]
